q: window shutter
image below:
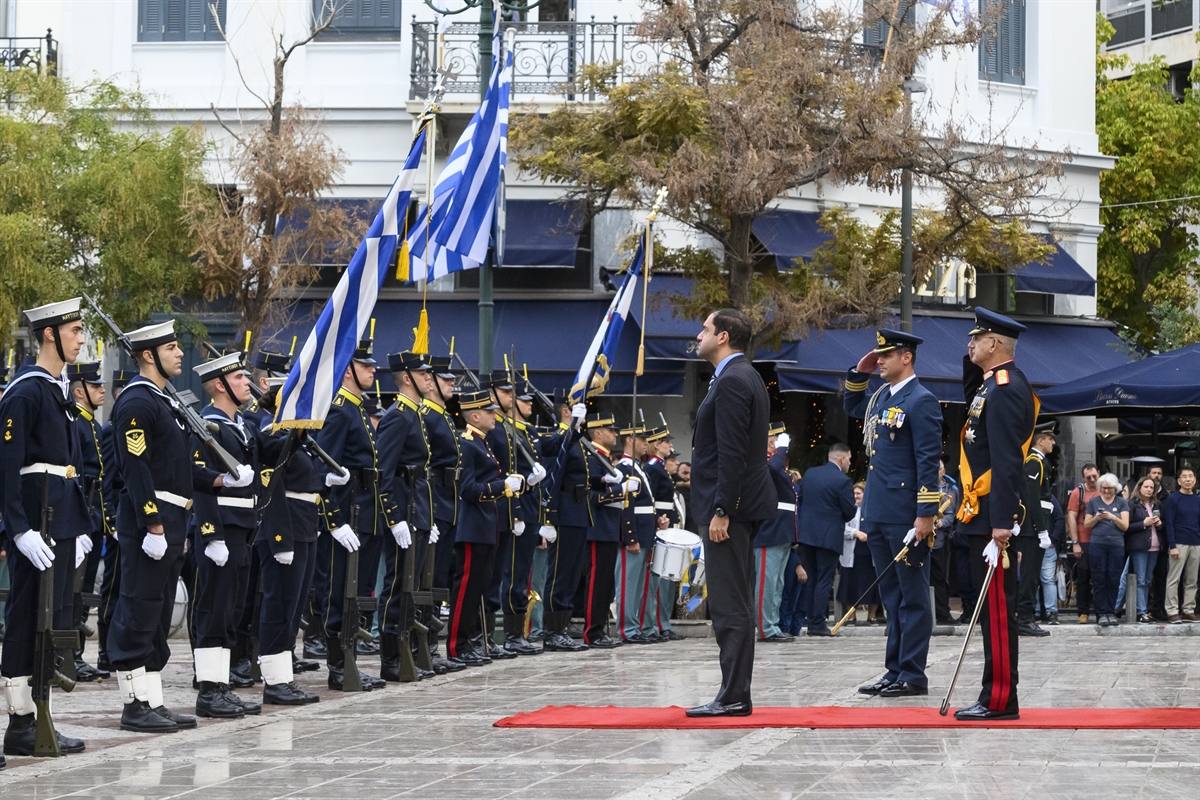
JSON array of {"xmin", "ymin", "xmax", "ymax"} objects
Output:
[
  {"xmin": 140, "ymin": 0, "xmax": 165, "ymax": 41},
  {"xmin": 184, "ymin": 0, "xmax": 205, "ymax": 41},
  {"xmin": 977, "ymin": 0, "xmax": 1001, "ymax": 81},
  {"xmin": 204, "ymin": 0, "xmax": 227, "ymax": 41},
  {"xmin": 379, "ymin": 0, "xmax": 400, "ymax": 28},
  {"xmin": 1006, "ymin": 0, "xmax": 1026, "ymax": 84},
  {"xmin": 164, "ymin": 0, "xmax": 186, "ymax": 41}
]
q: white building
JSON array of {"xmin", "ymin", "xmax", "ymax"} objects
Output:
[{"xmin": 3, "ymin": 0, "xmax": 1115, "ymax": 475}]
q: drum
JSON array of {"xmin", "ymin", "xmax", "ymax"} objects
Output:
[
  {"xmin": 169, "ymin": 577, "xmax": 189, "ymax": 638},
  {"xmin": 651, "ymin": 529, "xmax": 701, "ymax": 581}
]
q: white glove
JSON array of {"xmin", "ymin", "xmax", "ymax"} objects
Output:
[
  {"xmin": 222, "ymin": 463, "xmax": 254, "ymax": 488},
  {"xmin": 1038, "ymin": 531, "xmax": 1052, "ymax": 550},
  {"xmin": 15, "ymin": 531, "xmax": 55, "ymax": 571},
  {"xmin": 274, "ymin": 550, "xmax": 294, "ymax": 566},
  {"xmin": 1012, "ymin": 523, "xmax": 1021, "ymax": 537},
  {"xmin": 111, "ymin": 530, "xmax": 118, "ymax": 542},
  {"xmin": 602, "ymin": 471, "xmax": 622, "ymax": 484},
  {"xmin": 331, "ymin": 524, "xmax": 360, "ymax": 552},
  {"xmin": 903, "ymin": 528, "xmax": 917, "ymax": 546},
  {"xmin": 775, "ymin": 433, "xmax": 791, "ymax": 450},
  {"xmin": 504, "ymin": 474, "xmax": 524, "ymax": 493},
  {"xmin": 527, "ymin": 462, "xmax": 547, "ymax": 486},
  {"xmin": 513, "ymin": 520, "xmax": 526, "ymax": 536},
  {"xmin": 391, "ymin": 521, "xmax": 412, "ymax": 549},
  {"xmin": 142, "ymin": 532, "xmax": 168, "ymax": 561},
  {"xmin": 983, "ymin": 540, "xmax": 1000, "ymax": 568},
  {"xmin": 622, "ymin": 477, "xmax": 641, "ymax": 494},
  {"xmin": 539, "ymin": 525, "xmax": 558, "ymax": 543},
  {"xmin": 204, "ymin": 540, "xmax": 230, "ymax": 567},
  {"xmin": 429, "ymin": 524, "xmax": 441, "ymax": 545},
  {"xmin": 325, "ymin": 469, "xmax": 351, "ymax": 487},
  {"xmin": 75, "ymin": 534, "xmax": 93, "ymax": 568},
  {"xmin": 571, "ymin": 403, "xmax": 587, "ymax": 422}
]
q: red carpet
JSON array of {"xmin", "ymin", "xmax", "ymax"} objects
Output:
[{"xmin": 494, "ymin": 705, "xmax": 1200, "ymax": 730}]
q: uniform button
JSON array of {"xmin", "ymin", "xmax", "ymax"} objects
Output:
[
  {"xmin": 869, "ymin": 466, "xmax": 874, "ymax": 470},
  {"xmin": 900, "ymin": 483, "xmax": 905, "ymax": 487}
]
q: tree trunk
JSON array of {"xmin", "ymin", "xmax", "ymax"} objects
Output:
[{"xmin": 726, "ymin": 213, "xmax": 755, "ymax": 309}]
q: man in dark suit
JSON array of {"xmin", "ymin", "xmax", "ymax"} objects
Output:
[
  {"xmin": 796, "ymin": 443, "xmax": 858, "ymax": 636},
  {"xmin": 687, "ymin": 308, "xmax": 775, "ymax": 718},
  {"xmin": 844, "ymin": 329, "xmax": 943, "ymax": 698}
]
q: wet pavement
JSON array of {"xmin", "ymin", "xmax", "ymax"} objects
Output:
[{"xmin": 1, "ymin": 627, "xmax": 1197, "ymax": 799}]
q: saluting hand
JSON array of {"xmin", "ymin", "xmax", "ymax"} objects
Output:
[{"xmin": 855, "ymin": 352, "xmax": 879, "ymax": 374}]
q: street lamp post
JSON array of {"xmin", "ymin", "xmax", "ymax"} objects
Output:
[{"xmin": 899, "ymin": 77, "xmax": 926, "ymax": 334}]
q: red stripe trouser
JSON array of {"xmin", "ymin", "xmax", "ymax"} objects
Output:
[{"xmin": 968, "ymin": 533, "xmax": 1019, "ymax": 713}]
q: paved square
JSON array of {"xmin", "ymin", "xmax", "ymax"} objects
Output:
[{"xmin": 2, "ymin": 628, "xmax": 1197, "ymax": 799}]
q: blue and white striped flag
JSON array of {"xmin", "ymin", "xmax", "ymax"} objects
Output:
[
  {"xmin": 569, "ymin": 236, "xmax": 645, "ymax": 403},
  {"xmin": 406, "ymin": 26, "xmax": 512, "ymax": 282},
  {"xmin": 273, "ymin": 128, "xmax": 429, "ymax": 429}
]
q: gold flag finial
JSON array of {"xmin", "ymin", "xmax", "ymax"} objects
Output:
[
  {"xmin": 369, "ymin": 318, "xmax": 376, "ymax": 339},
  {"xmin": 449, "ymin": 335, "xmax": 455, "ymax": 357},
  {"xmin": 244, "ymin": 330, "xmax": 252, "ymax": 352},
  {"xmin": 646, "ymin": 186, "xmax": 669, "ymax": 223}
]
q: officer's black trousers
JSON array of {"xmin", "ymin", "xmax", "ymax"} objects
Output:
[
  {"xmin": 582, "ymin": 540, "xmax": 618, "ymax": 643},
  {"xmin": 446, "ymin": 542, "xmax": 495, "ymax": 659},
  {"xmin": 0, "ymin": 536, "xmax": 74, "ymax": 678},
  {"xmin": 318, "ymin": 533, "xmax": 382, "ymax": 638},
  {"xmin": 1013, "ymin": 531, "xmax": 1041, "ymax": 621},
  {"xmin": 256, "ymin": 539, "xmax": 316, "ymax": 656},
  {"xmin": 968, "ymin": 533, "xmax": 1020, "ymax": 714},
  {"xmin": 502, "ymin": 526, "xmax": 541, "ymax": 617},
  {"xmin": 432, "ymin": 519, "xmax": 457, "ymax": 590},
  {"xmin": 191, "ymin": 526, "xmax": 253, "ymax": 649},
  {"xmin": 542, "ymin": 525, "xmax": 588, "ymax": 619},
  {"xmin": 97, "ymin": 536, "xmax": 121, "ymax": 625},
  {"xmin": 485, "ymin": 528, "xmax": 514, "ymax": 615}
]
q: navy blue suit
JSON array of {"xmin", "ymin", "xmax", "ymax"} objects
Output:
[
  {"xmin": 796, "ymin": 460, "xmax": 856, "ymax": 633},
  {"xmin": 844, "ymin": 370, "xmax": 943, "ymax": 688}
]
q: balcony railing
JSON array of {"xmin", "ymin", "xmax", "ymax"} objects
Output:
[
  {"xmin": 1, "ymin": 29, "xmax": 58, "ymax": 75},
  {"xmin": 1104, "ymin": 1, "xmax": 1196, "ymax": 49},
  {"xmin": 410, "ymin": 18, "xmax": 675, "ymax": 101}
]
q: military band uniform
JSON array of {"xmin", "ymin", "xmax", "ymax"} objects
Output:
[
  {"xmin": 447, "ymin": 415, "xmax": 510, "ymax": 664},
  {"xmin": 1, "ymin": 321, "xmax": 91, "ymax": 754},
  {"xmin": 582, "ymin": 440, "xmax": 626, "ymax": 647},
  {"xmin": 757, "ymin": 441, "xmax": 802, "ymax": 640},
  {"xmin": 641, "ymin": 449, "xmax": 679, "ymax": 640},
  {"xmin": 954, "ymin": 310, "xmax": 1038, "ymax": 721},
  {"xmin": 615, "ymin": 450, "xmax": 656, "ymax": 642},
  {"xmin": 843, "ymin": 332, "xmax": 943, "ymax": 694},
  {"xmin": 1019, "ymin": 443, "xmax": 1053, "ymax": 631}
]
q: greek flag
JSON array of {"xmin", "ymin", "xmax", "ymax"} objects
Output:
[
  {"xmin": 406, "ymin": 29, "xmax": 512, "ymax": 282},
  {"xmin": 274, "ymin": 128, "xmax": 429, "ymax": 428},
  {"xmin": 569, "ymin": 236, "xmax": 645, "ymax": 403}
]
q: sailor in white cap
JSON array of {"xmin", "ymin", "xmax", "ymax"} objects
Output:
[{"xmin": 0, "ymin": 298, "xmax": 89, "ymax": 759}]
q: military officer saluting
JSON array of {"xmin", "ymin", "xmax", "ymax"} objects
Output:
[
  {"xmin": 109, "ymin": 320, "xmax": 249, "ymax": 733},
  {"xmin": 953, "ymin": 308, "xmax": 1038, "ymax": 722},
  {"xmin": 1, "ymin": 299, "xmax": 90, "ymax": 758},
  {"xmin": 844, "ymin": 329, "xmax": 943, "ymax": 698},
  {"xmin": 188, "ymin": 353, "xmax": 261, "ymax": 719}
]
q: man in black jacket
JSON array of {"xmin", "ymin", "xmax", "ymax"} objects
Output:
[{"xmin": 686, "ymin": 309, "xmax": 775, "ymax": 718}]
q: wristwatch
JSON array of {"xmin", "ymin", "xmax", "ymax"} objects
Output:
[{"xmin": 714, "ymin": 507, "xmax": 727, "ymax": 518}]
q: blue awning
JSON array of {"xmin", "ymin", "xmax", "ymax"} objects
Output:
[
  {"xmin": 752, "ymin": 210, "xmax": 829, "ymax": 271},
  {"xmin": 266, "ymin": 298, "xmax": 684, "ymax": 397},
  {"xmin": 777, "ymin": 316, "xmax": 1131, "ymax": 403},
  {"xmin": 501, "ymin": 199, "xmax": 582, "ymax": 268},
  {"xmin": 1037, "ymin": 343, "xmax": 1200, "ymax": 415},
  {"xmin": 1012, "ymin": 242, "xmax": 1095, "ymax": 296}
]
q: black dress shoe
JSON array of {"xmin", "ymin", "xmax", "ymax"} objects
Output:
[
  {"xmin": 879, "ymin": 681, "xmax": 928, "ymax": 697},
  {"xmin": 1017, "ymin": 622, "xmax": 1050, "ymax": 637},
  {"xmin": 196, "ymin": 684, "xmax": 245, "ymax": 719},
  {"xmin": 935, "ymin": 617, "xmax": 958, "ymax": 626},
  {"xmin": 685, "ymin": 700, "xmax": 752, "ymax": 718},
  {"xmin": 434, "ymin": 655, "xmax": 467, "ymax": 672},
  {"xmin": 356, "ymin": 640, "xmax": 380, "ymax": 656},
  {"xmin": 230, "ymin": 658, "xmax": 254, "ymax": 682},
  {"xmin": 303, "ymin": 639, "xmax": 328, "ymax": 659},
  {"xmin": 223, "ymin": 687, "xmax": 261, "ymax": 716},
  {"xmin": 227, "ymin": 671, "xmax": 255, "ymax": 689},
  {"xmin": 587, "ymin": 634, "xmax": 623, "ymax": 649},
  {"xmin": 292, "ymin": 657, "xmax": 321, "ymax": 673},
  {"xmin": 760, "ymin": 633, "xmax": 795, "ymax": 643},
  {"xmin": 120, "ymin": 701, "xmax": 178, "ymax": 733},
  {"xmin": 264, "ymin": 682, "xmax": 319, "ymax": 706},
  {"xmin": 660, "ymin": 630, "xmax": 685, "ymax": 642},
  {"xmin": 362, "ymin": 674, "xmax": 387, "ymax": 690},
  {"xmin": 565, "ymin": 625, "xmax": 585, "ymax": 640},
  {"xmin": 487, "ymin": 642, "xmax": 518, "ymax": 660},
  {"xmin": 415, "ymin": 668, "xmax": 436, "ymax": 681},
  {"xmin": 638, "ymin": 632, "xmax": 662, "ymax": 643},
  {"xmin": 450, "ymin": 650, "xmax": 489, "ymax": 667},
  {"xmin": 74, "ymin": 659, "xmax": 107, "ymax": 682},
  {"xmin": 543, "ymin": 633, "xmax": 588, "ymax": 652},
  {"xmin": 622, "ymin": 634, "xmax": 656, "ymax": 645},
  {"xmin": 503, "ymin": 636, "xmax": 543, "ymax": 656},
  {"xmin": 954, "ymin": 701, "xmax": 1019, "ymax": 721},
  {"xmin": 806, "ymin": 627, "xmax": 833, "ymax": 637},
  {"xmin": 153, "ymin": 706, "xmax": 197, "ymax": 729},
  {"xmin": 857, "ymin": 677, "xmax": 895, "ymax": 695}
]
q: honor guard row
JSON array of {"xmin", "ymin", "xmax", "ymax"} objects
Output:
[{"xmin": 1, "ymin": 298, "xmax": 697, "ymax": 765}]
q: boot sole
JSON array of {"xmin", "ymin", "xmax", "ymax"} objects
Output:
[
  {"xmin": 194, "ymin": 710, "xmax": 245, "ymax": 719},
  {"xmin": 263, "ymin": 698, "xmax": 309, "ymax": 706},
  {"xmin": 119, "ymin": 723, "xmax": 178, "ymax": 733}
]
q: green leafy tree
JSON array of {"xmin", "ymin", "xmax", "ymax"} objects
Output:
[
  {"xmin": 514, "ymin": 0, "xmax": 1062, "ymax": 351},
  {"xmin": 0, "ymin": 68, "xmax": 207, "ymax": 344},
  {"xmin": 1096, "ymin": 15, "xmax": 1200, "ymax": 347}
]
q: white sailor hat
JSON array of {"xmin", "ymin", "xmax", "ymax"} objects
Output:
[
  {"xmin": 126, "ymin": 320, "xmax": 178, "ymax": 350},
  {"xmin": 194, "ymin": 352, "xmax": 245, "ymax": 381},
  {"xmin": 24, "ymin": 298, "xmax": 83, "ymax": 328}
]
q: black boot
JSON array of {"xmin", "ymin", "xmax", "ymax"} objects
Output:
[
  {"xmin": 379, "ymin": 633, "xmax": 402, "ymax": 682},
  {"xmin": 303, "ymin": 632, "xmax": 327, "ymax": 659},
  {"xmin": 264, "ymin": 682, "xmax": 319, "ymax": 706},
  {"xmin": 543, "ymin": 612, "xmax": 588, "ymax": 652},
  {"xmin": 221, "ymin": 685, "xmax": 261, "ymax": 716},
  {"xmin": 74, "ymin": 658, "xmax": 106, "ymax": 682},
  {"xmin": 503, "ymin": 614, "xmax": 542, "ymax": 656},
  {"xmin": 292, "ymin": 655, "xmax": 321, "ymax": 673},
  {"xmin": 153, "ymin": 706, "xmax": 197, "ymax": 729},
  {"xmin": 120, "ymin": 701, "xmax": 178, "ymax": 733},
  {"xmin": 325, "ymin": 637, "xmax": 373, "ymax": 691},
  {"xmin": 195, "ymin": 682, "xmax": 245, "ymax": 719},
  {"xmin": 484, "ymin": 612, "xmax": 517, "ymax": 660},
  {"xmin": 96, "ymin": 623, "xmax": 112, "ymax": 672}
]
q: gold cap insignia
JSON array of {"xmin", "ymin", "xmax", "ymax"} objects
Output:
[{"xmin": 876, "ymin": 331, "xmax": 886, "ymax": 346}]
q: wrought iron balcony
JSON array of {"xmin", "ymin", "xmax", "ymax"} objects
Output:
[
  {"xmin": 410, "ymin": 18, "xmax": 674, "ymax": 102},
  {"xmin": 1, "ymin": 29, "xmax": 58, "ymax": 75}
]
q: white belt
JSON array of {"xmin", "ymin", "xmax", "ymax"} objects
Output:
[
  {"xmin": 285, "ymin": 491, "xmax": 320, "ymax": 505},
  {"xmin": 634, "ymin": 506, "xmax": 655, "ymax": 515},
  {"xmin": 778, "ymin": 502, "xmax": 796, "ymax": 512},
  {"xmin": 217, "ymin": 497, "xmax": 255, "ymax": 509},
  {"xmin": 19, "ymin": 463, "xmax": 78, "ymax": 479},
  {"xmin": 604, "ymin": 501, "xmax": 626, "ymax": 509},
  {"xmin": 155, "ymin": 490, "xmax": 192, "ymax": 509},
  {"xmin": 654, "ymin": 501, "xmax": 674, "ymax": 510}
]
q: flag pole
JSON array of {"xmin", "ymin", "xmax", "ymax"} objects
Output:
[{"xmin": 633, "ymin": 187, "xmax": 667, "ymax": 428}]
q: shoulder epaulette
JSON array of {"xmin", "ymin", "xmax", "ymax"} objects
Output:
[{"xmin": 996, "ymin": 369, "xmax": 1009, "ymax": 385}]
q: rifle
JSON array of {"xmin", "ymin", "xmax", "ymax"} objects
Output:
[
  {"xmin": 519, "ymin": 370, "xmax": 620, "ymax": 479},
  {"xmin": 83, "ymin": 295, "xmax": 243, "ymax": 475},
  {"xmin": 339, "ymin": 475, "xmax": 377, "ymax": 692},
  {"xmin": 32, "ymin": 474, "xmax": 78, "ymax": 757},
  {"xmin": 397, "ymin": 465, "xmax": 430, "ymax": 680}
]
